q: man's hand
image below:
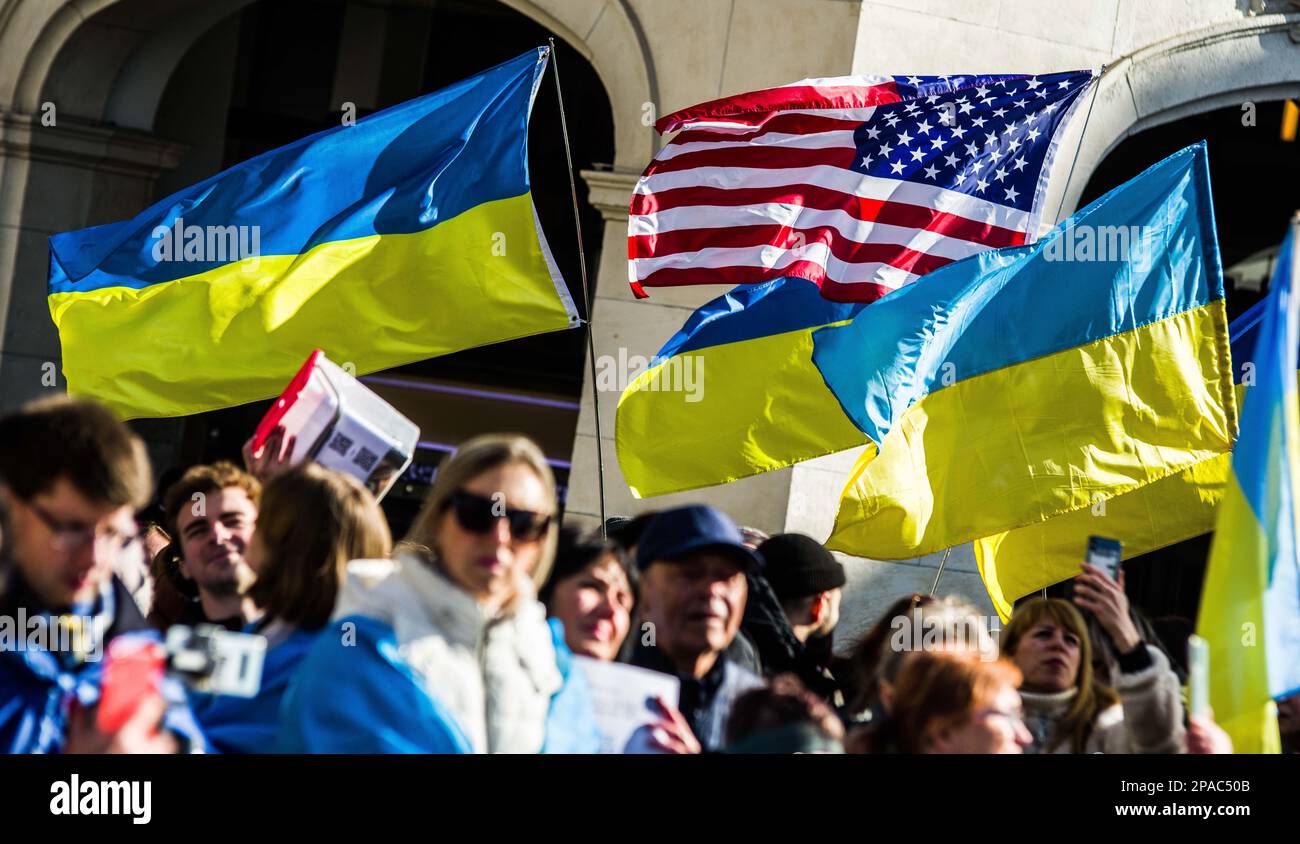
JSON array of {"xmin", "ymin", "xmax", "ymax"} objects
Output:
[
  {"xmin": 1073, "ymin": 564, "xmax": 1142, "ymax": 653},
  {"xmin": 645, "ymin": 696, "xmax": 702, "ymax": 754},
  {"xmin": 65, "ymin": 694, "xmax": 178, "ymax": 754},
  {"xmin": 242, "ymin": 425, "xmax": 296, "ymax": 483}
]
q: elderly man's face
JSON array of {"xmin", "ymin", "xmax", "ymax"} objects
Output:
[{"xmin": 640, "ymin": 549, "xmax": 747, "ymax": 664}]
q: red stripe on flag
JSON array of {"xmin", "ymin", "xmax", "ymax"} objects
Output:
[
  {"xmin": 629, "ymin": 224, "xmax": 956, "ymax": 277},
  {"xmin": 630, "ymin": 185, "xmax": 1027, "ymax": 249},
  {"xmin": 632, "ymin": 261, "xmax": 898, "ymax": 304},
  {"xmin": 666, "ymin": 114, "xmax": 868, "ymax": 146},
  {"xmin": 656, "ymin": 81, "xmax": 901, "ymax": 133},
  {"xmin": 644, "ymin": 145, "xmax": 858, "ymax": 176}
]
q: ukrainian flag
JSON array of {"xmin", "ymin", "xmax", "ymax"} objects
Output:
[
  {"xmin": 48, "ymin": 48, "xmax": 578, "ymax": 419},
  {"xmin": 812, "ymin": 144, "xmax": 1237, "ymax": 574},
  {"xmin": 1197, "ymin": 219, "xmax": 1300, "ymax": 754},
  {"xmin": 614, "ymin": 278, "xmax": 871, "ymax": 498},
  {"xmin": 973, "ymin": 302, "xmax": 1266, "ymax": 620}
]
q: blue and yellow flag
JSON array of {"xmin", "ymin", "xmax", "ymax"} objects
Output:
[
  {"xmin": 973, "ymin": 303, "xmax": 1267, "ymax": 620},
  {"xmin": 1197, "ymin": 219, "xmax": 1300, "ymax": 754},
  {"xmin": 614, "ymin": 278, "xmax": 871, "ymax": 498},
  {"xmin": 48, "ymin": 48, "xmax": 578, "ymax": 419},
  {"xmin": 811, "ymin": 144, "xmax": 1236, "ymax": 575}
]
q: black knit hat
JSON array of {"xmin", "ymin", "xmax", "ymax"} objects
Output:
[{"xmin": 758, "ymin": 534, "xmax": 845, "ymax": 601}]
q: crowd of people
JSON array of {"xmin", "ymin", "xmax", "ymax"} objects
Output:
[{"xmin": 1, "ymin": 395, "xmax": 1297, "ymax": 754}]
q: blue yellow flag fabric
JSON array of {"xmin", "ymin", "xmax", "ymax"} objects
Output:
[
  {"xmin": 1197, "ymin": 220, "xmax": 1300, "ymax": 754},
  {"xmin": 614, "ymin": 278, "xmax": 871, "ymax": 498},
  {"xmin": 811, "ymin": 144, "xmax": 1236, "ymax": 572},
  {"xmin": 48, "ymin": 48, "xmax": 578, "ymax": 419},
  {"xmin": 973, "ymin": 303, "xmax": 1266, "ymax": 620}
]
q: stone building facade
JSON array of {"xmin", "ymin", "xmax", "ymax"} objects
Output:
[{"xmin": 1, "ymin": 0, "xmax": 1297, "ymax": 641}]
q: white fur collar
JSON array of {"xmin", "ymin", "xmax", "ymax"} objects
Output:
[{"xmin": 1020, "ymin": 686, "xmax": 1079, "ymax": 716}]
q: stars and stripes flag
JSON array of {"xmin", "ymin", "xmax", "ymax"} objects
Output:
[{"xmin": 628, "ymin": 70, "xmax": 1096, "ymax": 302}]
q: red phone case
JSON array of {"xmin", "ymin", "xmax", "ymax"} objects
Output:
[{"xmin": 97, "ymin": 637, "xmax": 165, "ymax": 735}]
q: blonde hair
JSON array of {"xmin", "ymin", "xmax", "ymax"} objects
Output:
[
  {"xmin": 1001, "ymin": 598, "xmax": 1120, "ymax": 753},
  {"xmin": 405, "ymin": 434, "xmax": 559, "ymax": 589}
]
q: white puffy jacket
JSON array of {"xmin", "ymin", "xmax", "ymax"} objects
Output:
[{"xmin": 334, "ymin": 553, "xmax": 563, "ymax": 754}]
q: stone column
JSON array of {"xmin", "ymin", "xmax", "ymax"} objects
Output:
[
  {"xmin": 0, "ymin": 108, "xmax": 187, "ymax": 469},
  {"xmin": 565, "ymin": 166, "xmax": 797, "ymax": 534}
]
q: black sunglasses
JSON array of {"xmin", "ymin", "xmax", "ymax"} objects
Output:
[{"xmin": 447, "ymin": 490, "xmax": 551, "ymax": 542}]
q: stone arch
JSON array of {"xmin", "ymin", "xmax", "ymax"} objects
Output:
[
  {"xmin": 499, "ymin": 0, "xmax": 657, "ymax": 168},
  {"xmin": 0, "ymin": 0, "xmax": 654, "ymax": 154},
  {"xmin": 1, "ymin": 0, "xmax": 247, "ymax": 122},
  {"xmin": 1053, "ymin": 10, "xmax": 1300, "ymax": 218}
]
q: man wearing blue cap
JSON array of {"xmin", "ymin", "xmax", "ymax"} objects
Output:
[{"xmin": 630, "ymin": 505, "xmax": 764, "ymax": 752}]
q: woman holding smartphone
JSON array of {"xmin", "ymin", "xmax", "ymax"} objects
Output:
[
  {"xmin": 1000, "ymin": 567, "xmax": 1185, "ymax": 754},
  {"xmin": 279, "ymin": 434, "xmax": 598, "ymax": 753}
]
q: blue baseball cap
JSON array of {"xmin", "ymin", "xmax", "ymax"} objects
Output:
[{"xmin": 634, "ymin": 505, "xmax": 763, "ymax": 572}]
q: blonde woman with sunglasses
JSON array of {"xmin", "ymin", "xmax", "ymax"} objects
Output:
[{"xmin": 279, "ymin": 434, "xmax": 598, "ymax": 754}]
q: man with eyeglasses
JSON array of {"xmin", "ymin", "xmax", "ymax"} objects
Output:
[{"xmin": 0, "ymin": 397, "xmax": 201, "ymax": 753}]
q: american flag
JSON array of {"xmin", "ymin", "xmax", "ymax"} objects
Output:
[{"xmin": 629, "ymin": 70, "xmax": 1095, "ymax": 302}]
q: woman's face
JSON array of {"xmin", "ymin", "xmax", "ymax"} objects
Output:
[
  {"xmin": 1010, "ymin": 621, "xmax": 1082, "ymax": 693},
  {"xmin": 549, "ymin": 554, "xmax": 634, "ymax": 661},
  {"xmin": 929, "ymin": 683, "xmax": 1032, "ymax": 754},
  {"xmin": 434, "ymin": 462, "xmax": 552, "ymax": 609}
]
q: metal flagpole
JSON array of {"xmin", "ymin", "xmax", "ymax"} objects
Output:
[
  {"xmin": 548, "ymin": 38, "xmax": 608, "ymax": 537},
  {"xmin": 1050, "ymin": 64, "xmax": 1107, "ymax": 226},
  {"xmin": 930, "ymin": 547, "xmax": 952, "ymax": 596}
]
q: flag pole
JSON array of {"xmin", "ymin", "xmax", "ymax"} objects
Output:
[
  {"xmin": 929, "ymin": 547, "xmax": 952, "ymax": 596},
  {"xmin": 1050, "ymin": 64, "xmax": 1107, "ymax": 226},
  {"xmin": 548, "ymin": 38, "xmax": 608, "ymax": 537}
]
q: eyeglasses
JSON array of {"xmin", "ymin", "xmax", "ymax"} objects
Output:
[
  {"xmin": 974, "ymin": 707, "xmax": 1027, "ymax": 729},
  {"xmin": 447, "ymin": 491, "xmax": 551, "ymax": 542},
  {"xmin": 23, "ymin": 499, "xmax": 141, "ymax": 555}
]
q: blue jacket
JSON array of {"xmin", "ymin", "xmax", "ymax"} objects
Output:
[
  {"xmin": 276, "ymin": 615, "xmax": 598, "ymax": 753},
  {"xmin": 0, "ymin": 574, "xmax": 206, "ymax": 754},
  {"xmin": 187, "ymin": 620, "xmax": 319, "ymax": 754},
  {"xmin": 276, "ymin": 555, "xmax": 599, "ymax": 753}
]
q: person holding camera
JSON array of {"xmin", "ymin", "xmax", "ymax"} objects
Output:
[
  {"xmin": 0, "ymin": 397, "xmax": 202, "ymax": 754},
  {"xmin": 1000, "ymin": 568, "xmax": 1185, "ymax": 754},
  {"xmin": 188, "ymin": 462, "xmax": 391, "ymax": 753},
  {"xmin": 279, "ymin": 434, "xmax": 598, "ymax": 753}
]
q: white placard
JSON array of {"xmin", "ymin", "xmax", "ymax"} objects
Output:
[{"xmin": 573, "ymin": 656, "xmax": 681, "ymax": 754}]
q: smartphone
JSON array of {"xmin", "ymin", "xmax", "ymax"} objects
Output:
[
  {"xmin": 1187, "ymin": 634, "xmax": 1210, "ymax": 718},
  {"xmin": 1085, "ymin": 536, "xmax": 1122, "ymax": 580},
  {"xmin": 97, "ymin": 637, "xmax": 166, "ymax": 735}
]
